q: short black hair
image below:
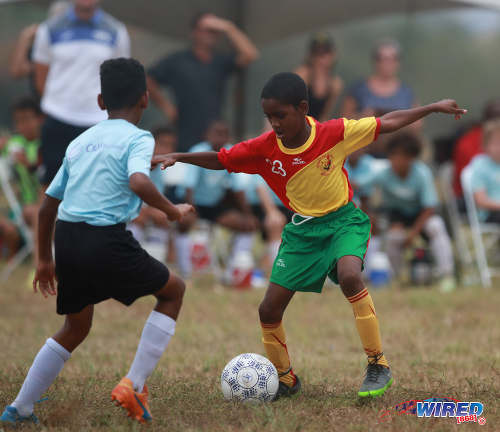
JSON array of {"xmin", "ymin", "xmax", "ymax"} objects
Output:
[
  {"xmin": 100, "ymin": 58, "xmax": 146, "ymax": 111},
  {"xmin": 152, "ymin": 125, "xmax": 176, "ymax": 139},
  {"xmin": 261, "ymin": 72, "xmax": 308, "ymax": 107},
  {"xmin": 387, "ymin": 133, "xmax": 421, "ymax": 158},
  {"xmin": 11, "ymin": 97, "xmax": 42, "ymax": 116}
]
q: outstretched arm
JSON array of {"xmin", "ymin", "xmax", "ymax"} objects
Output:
[
  {"xmin": 153, "ymin": 151, "xmax": 225, "ymax": 171},
  {"xmin": 379, "ymin": 99, "xmax": 467, "ymax": 134}
]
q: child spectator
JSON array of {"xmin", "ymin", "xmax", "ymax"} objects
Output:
[
  {"xmin": 0, "ymin": 98, "xmax": 43, "ymax": 259},
  {"xmin": 233, "ymin": 173, "xmax": 288, "ymax": 270},
  {"xmin": 128, "ymin": 126, "xmax": 177, "ymax": 247},
  {"xmin": 175, "ymin": 120, "xmax": 257, "ymax": 277},
  {"xmin": 470, "ymin": 119, "xmax": 500, "ymax": 223},
  {"xmin": 374, "ymin": 133, "xmax": 455, "ymax": 290}
]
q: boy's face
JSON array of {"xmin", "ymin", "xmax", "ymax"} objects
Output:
[
  {"xmin": 485, "ymin": 129, "xmax": 500, "ymax": 163},
  {"xmin": 206, "ymin": 122, "xmax": 229, "ymax": 151},
  {"xmin": 261, "ymin": 98, "xmax": 308, "ymax": 143},
  {"xmin": 154, "ymin": 133, "xmax": 177, "ymax": 155},
  {"xmin": 389, "ymin": 150, "xmax": 413, "ymax": 178},
  {"xmin": 13, "ymin": 109, "xmax": 42, "ymax": 142}
]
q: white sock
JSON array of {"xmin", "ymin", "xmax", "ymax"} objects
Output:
[
  {"xmin": 128, "ymin": 223, "xmax": 145, "ymax": 244},
  {"xmin": 12, "ymin": 338, "xmax": 70, "ymax": 416},
  {"xmin": 148, "ymin": 226, "xmax": 169, "ymax": 244},
  {"xmin": 175, "ymin": 233, "xmax": 192, "ymax": 277},
  {"xmin": 232, "ymin": 233, "xmax": 254, "ymax": 256},
  {"xmin": 126, "ymin": 311, "xmax": 176, "ymax": 392},
  {"xmin": 424, "ymin": 215, "xmax": 455, "ymax": 276},
  {"xmin": 268, "ymin": 240, "xmax": 281, "ymax": 262}
]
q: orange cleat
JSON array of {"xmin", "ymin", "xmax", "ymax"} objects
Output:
[{"xmin": 111, "ymin": 377, "xmax": 152, "ymax": 424}]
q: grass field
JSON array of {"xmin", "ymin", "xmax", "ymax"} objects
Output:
[{"xmin": 0, "ymin": 264, "xmax": 498, "ymax": 431}]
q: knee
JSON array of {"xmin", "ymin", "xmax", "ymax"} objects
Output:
[
  {"xmin": 258, "ymin": 300, "xmax": 281, "ymax": 323},
  {"xmin": 338, "ymin": 271, "xmax": 364, "ymax": 297},
  {"xmin": 157, "ymin": 276, "xmax": 185, "ymax": 303},
  {"xmin": 424, "ymin": 215, "xmax": 446, "ymax": 237},
  {"xmin": 386, "ymin": 226, "xmax": 405, "ymax": 244}
]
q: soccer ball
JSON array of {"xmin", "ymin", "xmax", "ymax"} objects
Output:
[{"xmin": 221, "ymin": 353, "xmax": 279, "ymax": 402}]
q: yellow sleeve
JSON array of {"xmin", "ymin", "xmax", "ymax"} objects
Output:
[{"xmin": 340, "ymin": 117, "xmax": 381, "ymax": 156}]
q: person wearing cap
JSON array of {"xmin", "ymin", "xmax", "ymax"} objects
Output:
[{"xmin": 294, "ymin": 33, "xmax": 343, "ymax": 122}]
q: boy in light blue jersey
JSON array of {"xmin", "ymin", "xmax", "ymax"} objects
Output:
[
  {"xmin": 1, "ymin": 58, "xmax": 193, "ymax": 426},
  {"xmin": 373, "ymin": 133, "xmax": 455, "ymax": 288},
  {"xmin": 470, "ymin": 119, "xmax": 500, "ymax": 223},
  {"xmin": 175, "ymin": 120, "xmax": 258, "ymax": 276}
]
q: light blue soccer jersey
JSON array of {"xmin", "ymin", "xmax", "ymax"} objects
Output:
[
  {"xmin": 176, "ymin": 141, "xmax": 233, "ymax": 206},
  {"xmin": 470, "ymin": 154, "xmax": 500, "ymax": 221},
  {"xmin": 373, "ymin": 160, "xmax": 438, "ymax": 216},
  {"xmin": 46, "ymin": 119, "xmax": 154, "ymax": 225}
]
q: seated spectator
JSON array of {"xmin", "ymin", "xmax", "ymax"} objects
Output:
[
  {"xmin": 175, "ymin": 120, "xmax": 257, "ymax": 277},
  {"xmin": 0, "ymin": 98, "xmax": 43, "ymax": 259},
  {"xmin": 128, "ymin": 126, "xmax": 177, "ymax": 247},
  {"xmin": 452, "ymin": 98, "xmax": 500, "ymax": 198},
  {"xmin": 373, "ymin": 133, "xmax": 455, "ymax": 290},
  {"xmin": 470, "ymin": 119, "xmax": 500, "ymax": 224},
  {"xmin": 345, "ymin": 148, "xmax": 380, "ymax": 209},
  {"xmin": 233, "ymin": 173, "xmax": 289, "ymax": 271}
]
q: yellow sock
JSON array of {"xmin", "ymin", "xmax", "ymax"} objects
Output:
[
  {"xmin": 348, "ymin": 288, "xmax": 389, "ymax": 368},
  {"xmin": 261, "ymin": 322, "xmax": 296, "ymax": 387}
]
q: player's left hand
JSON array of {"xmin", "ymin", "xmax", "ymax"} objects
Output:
[
  {"xmin": 433, "ymin": 99, "xmax": 467, "ymax": 120},
  {"xmin": 33, "ymin": 259, "xmax": 57, "ymax": 298}
]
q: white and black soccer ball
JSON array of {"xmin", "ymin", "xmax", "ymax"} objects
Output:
[{"xmin": 221, "ymin": 353, "xmax": 279, "ymax": 402}]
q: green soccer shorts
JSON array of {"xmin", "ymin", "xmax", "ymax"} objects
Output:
[{"xmin": 269, "ymin": 202, "xmax": 371, "ymax": 293}]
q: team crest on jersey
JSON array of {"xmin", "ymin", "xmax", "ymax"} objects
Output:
[{"xmin": 316, "ymin": 154, "xmax": 334, "ymax": 176}]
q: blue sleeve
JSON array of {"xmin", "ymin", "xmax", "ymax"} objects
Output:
[
  {"xmin": 182, "ymin": 162, "xmax": 201, "ymax": 190},
  {"xmin": 150, "ymin": 166, "xmax": 164, "ymax": 191},
  {"xmin": 419, "ymin": 164, "xmax": 438, "ymax": 208},
  {"xmin": 46, "ymin": 158, "xmax": 69, "ymax": 200},
  {"xmin": 127, "ymin": 132, "xmax": 155, "ymax": 177}
]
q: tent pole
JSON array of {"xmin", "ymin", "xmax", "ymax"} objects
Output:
[{"xmin": 233, "ymin": 0, "xmax": 246, "ymax": 141}]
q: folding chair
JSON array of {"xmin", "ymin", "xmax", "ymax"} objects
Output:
[
  {"xmin": 437, "ymin": 163, "xmax": 475, "ymax": 284},
  {"xmin": 461, "ymin": 164, "xmax": 500, "ymax": 288},
  {"xmin": 0, "ymin": 158, "xmax": 34, "ymax": 282}
]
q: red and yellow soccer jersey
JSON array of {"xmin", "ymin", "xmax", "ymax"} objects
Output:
[{"xmin": 218, "ymin": 116, "xmax": 381, "ymax": 217}]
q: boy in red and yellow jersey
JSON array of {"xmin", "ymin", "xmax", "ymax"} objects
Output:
[{"xmin": 154, "ymin": 73, "xmax": 466, "ymax": 399}]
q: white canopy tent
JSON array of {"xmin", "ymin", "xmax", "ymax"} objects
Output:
[{"xmin": 5, "ymin": 0, "xmax": 500, "ymax": 44}]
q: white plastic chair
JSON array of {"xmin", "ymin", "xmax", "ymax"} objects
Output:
[
  {"xmin": 461, "ymin": 164, "xmax": 500, "ymax": 288},
  {"xmin": 0, "ymin": 158, "xmax": 34, "ymax": 282},
  {"xmin": 437, "ymin": 163, "xmax": 475, "ymax": 283}
]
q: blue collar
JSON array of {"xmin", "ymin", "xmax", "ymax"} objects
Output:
[{"xmin": 66, "ymin": 5, "xmax": 102, "ymax": 25}]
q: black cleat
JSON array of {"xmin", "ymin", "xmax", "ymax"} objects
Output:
[{"xmin": 273, "ymin": 375, "xmax": 301, "ymax": 401}]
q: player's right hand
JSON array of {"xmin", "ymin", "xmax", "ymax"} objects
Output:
[
  {"xmin": 151, "ymin": 153, "xmax": 178, "ymax": 170},
  {"xmin": 33, "ymin": 259, "xmax": 57, "ymax": 298}
]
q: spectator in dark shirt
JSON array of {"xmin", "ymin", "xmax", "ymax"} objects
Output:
[{"xmin": 147, "ymin": 13, "xmax": 259, "ymax": 152}]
